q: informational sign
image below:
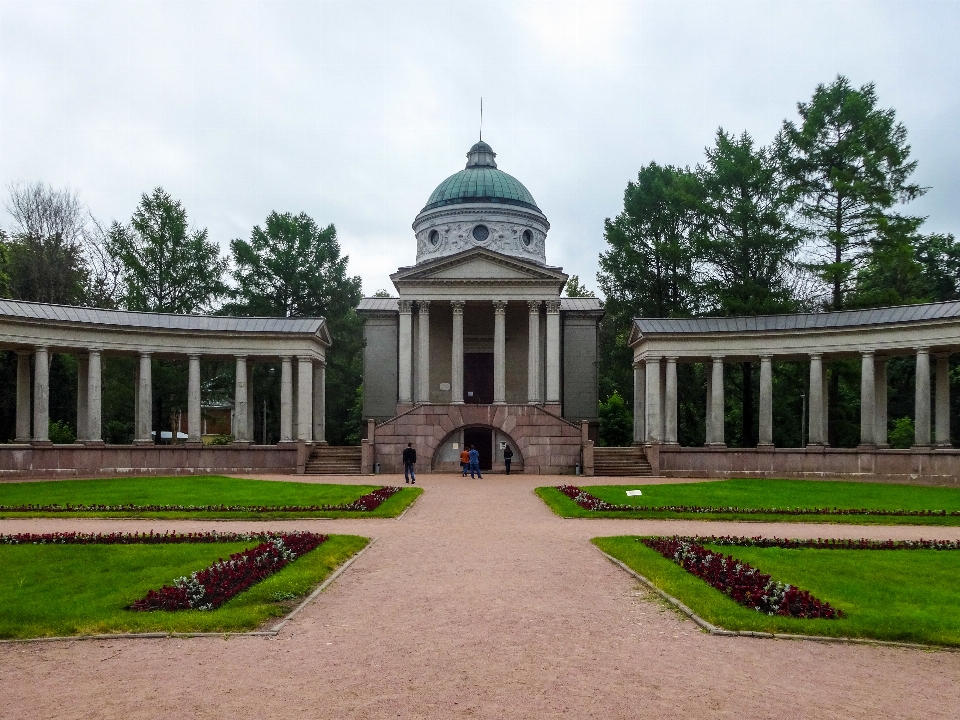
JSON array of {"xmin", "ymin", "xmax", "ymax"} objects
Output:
[{"xmin": 499, "ymin": 441, "xmax": 507, "ymax": 449}]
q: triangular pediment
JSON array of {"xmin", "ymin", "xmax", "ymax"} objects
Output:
[{"xmin": 391, "ymin": 248, "xmax": 567, "ymax": 284}]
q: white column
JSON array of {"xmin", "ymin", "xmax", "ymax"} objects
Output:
[
  {"xmin": 32, "ymin": 346, "xmax": 50, "ymax": 442},
  {"xmin": 808, "ymin": 353, "xmax": 824, "ymax": 446},
  {"xmin": 291, "ymin": 362, "xmax": 299, "ymax": 440},
  {"xmin": 398, "ymin": 300, "xmax": 413, "ymax": 404},
  {"xmin": 915, "ymin": 347, "xmax": 931, "ymax": 447},
  {"xmin": 633, "ymin": 360, "xmax": 645, "ymax": 444},
  {"xmin": 527, "ymin": 301, "xmax": 542, "ymax": 404},
  {"xmin": 664, "ymin": 357, "xmax": 678, "ymax": 444},
  {"xmin": 234, "ymin": 356, "xmax": 250, "ymax": 443},
  {"xmin": 451, "ymin": 301, "xmax": 465, "ymax": 404},
  {"xmin": 493, "ymin": 301, "xmax": 507, "ymax": 404},
  {"xmin": 313, "ymin": 360, "xmax": 326, "ymax": 443},
  {"xmin": 709, "ymin": 356, "xmax": 725, "ymax": 446},
  {"xmin": 875, "ymin": 358, "xmax": 888, "ymax": 447},
  {"xmin": 188, "ymin": 354, "xmax": 201, "ymax": 444},
  {"xmin": 545, "ymin": 299, "xmax": 561, "ymax": 404},
  {"xmin": 644, "ymin": 356, "xmax": 661, "ymax": 443},
  {"xmin": 297, "ymin": 357, "xmax": 313, "ymax": 442},
  {"xmin": 246, "ymin": 368, "xmax": 255, "ymax": 442},
  {"xmin": 416, "ymin": 300, "xmax": 430, "ymax": 403},
  {"xmin": 936, "ymin": 353, "xmax": 951, "ymax": 447},
  {"xmin": 15, "ymin": 351, "xmax": 31, "ymax": 442},
  {"xmin": 280, "ymin": 356, "xmax": 293, "ymax": 442},
  {"xmin": 860, "ymin": 351, "xmax": 876, "ymax": 446},
  {"xmin": 822, "ymin": 366, "xmax": 830, "ymax": 445},
  {"xmin": 705, "ymin": 361, "xmax": 713, "ymax": 444},
  {"xmin": 86, "ymin": 350, "xmax": 102, "ymax": 443},
  {"xmin": 135, "ymin": 352, "xmax": 152, "ymax": 444},
  {"xmin": 758, "ymin": 355, "xmax": 773, "ymax": 447},
  {"xmin": 76, "ymin": 353, "xmax": 89, "ymax": 441}
]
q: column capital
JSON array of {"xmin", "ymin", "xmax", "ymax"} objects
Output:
[
  {"xmin": 279, "ymin": 354, "xmax": 293, "ymax": 362},
  {"xmin": 915, "ymin": 346, "xmax": 930, "ymax": 354},
  {"xmin": 451, "ymin": 300, "xmax": 465, "ymax": 314},
  {"xmin": 758, "ymin": 353, "xmax": 773, "ymax": 361},
  {"xmin": 633, "ymin": 360, "xmax": 644, "ymax": 369},
  {"xmin": 809, "ymin": 352, "xmax": 823, "ymax": 360},
  {"xmin": 646, "ymin": 354, "xmax": 662, "ymax": 362},
  {"xmin": 86, "ymin": 347, "xmax": 103, "ymax": 356},
  {"xmin": 545, "ymin": 299, "xmax": 561, "ymax": 314},
  {"xmin": 297, "ymin": 355, "xmax": 313, "ymax": 363},
  {"xmin": 188, "ymin": 353, "xmax": 201, "ymax": 361},
  {"xmin": 711, "ymin": 355, "xmax": 724, "ymax": 362},
  {"xmin": 527, "ymin": 300, "xmax": 542, "ymax": 314},
  {"xmin": 665, "ymin": 355, "xmax": 678, "ymax": 363},
  {"xmin": 417, "ymin": 300, "xmax": 431, "ymax": 313},
  {"xmin": 492, "ymin": 299, "xmax": 508, "ymax": 313},
  {"xmin": 234, "ymin": 354, "xmax": 248, "ymax": 360},
  {"xmin": 399, "ymin": 299, "xmax": 414, "ymax": 313},
  {"xmin": 860, "ymin": 350, "xmax": 875, "ymax": 358},
  {"xmin": 138, "ymin": 350, "xmax": 152, "ymax": 358}
]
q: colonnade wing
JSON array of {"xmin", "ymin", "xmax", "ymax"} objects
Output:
[
  {"xmin": 0, "ymin": 299, "xmax": 330, "ymax": 445},
  {"xmin": 629, "ymin": 301, "xmax": 960, "ymax": 449}
]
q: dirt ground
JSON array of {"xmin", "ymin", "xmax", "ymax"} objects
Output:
[{"xmin": 1, "ymin": 472, "xmax": 959, "ymax": 719}]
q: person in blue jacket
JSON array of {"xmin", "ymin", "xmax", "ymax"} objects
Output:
[{"xmin": 468, "ymin": 445, "xmax": 482, "ymax": 479}]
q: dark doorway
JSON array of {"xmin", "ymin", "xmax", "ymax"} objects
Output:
[
  {"xmin": 463, "ymin": 427, "xmax": 493, "ymax": 470},
  {"xmin": 464, "ymin": 353, "xmax": 494, "ymax": 404}
]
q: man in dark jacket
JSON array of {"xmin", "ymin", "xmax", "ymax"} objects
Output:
[
  {"xmin": 503, "ymin": 444, "xmax": 514, "ymax": 475},
  {"xmin": 402, "ymin": 443, "xmax": 417, "ymax": 484}
]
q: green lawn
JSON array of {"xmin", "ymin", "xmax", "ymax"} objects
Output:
[
  {"xmin": 0, "ymin": 534, "xmax": 369, "ymax": 639},
  {"xmin": 594, "ymin": 536, "xmax": 960, "ymax": 646},
  {"xmin": 537, "ymin": 478, "xmax": 960, "ymax": 525},
  {"xmin": 0, "ymin": 476, "xmax": 421, "ymax": 518}
]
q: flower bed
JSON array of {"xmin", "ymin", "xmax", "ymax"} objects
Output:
[
  {"xmin": 0, "ymin": 530, "xmax": 307, "ymax": 545},
  {"xmin": 641, "ymin": 536, "xmax": 841, "ymax": 619},
  {"xmin": 556, "ymin": 485, "xmax": 960, "ymax": 518},
  {"xmin": 684, "ymin": 535, "xmax": 960, "ymax": 551},
  {"xmin": 0, "ymin": 486, "xmax": 402, "ymax": 515},
  {"xmin": 129, "ymin": 533, "xmax": 328, "ymax": 611}
]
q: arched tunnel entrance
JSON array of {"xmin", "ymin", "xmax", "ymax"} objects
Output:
[{"xmin": 432, "ymin": 425, "xmax": 523, "ymax": 473}]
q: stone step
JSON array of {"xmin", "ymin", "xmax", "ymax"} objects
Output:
[{"xmin": 304, "ymin": 445, "xmax": 363, "ymax": 475}]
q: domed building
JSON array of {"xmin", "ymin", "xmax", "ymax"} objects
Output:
[{"xmin": 356, "ymin": 140, "xmax": 603, "ymax": 474}]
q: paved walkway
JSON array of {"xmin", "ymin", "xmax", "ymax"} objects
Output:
[{"xmin": 2, "ymin": 473, "xmax": 959, "ymax": 719}]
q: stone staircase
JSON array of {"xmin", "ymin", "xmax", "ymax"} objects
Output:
[
  {"xmin": 304, "ymin": 445, "xmax": 362, "ymax": 475},
  {"xmin": 592, "ymin": 446, "xmax": 653, "ymax": 477}
]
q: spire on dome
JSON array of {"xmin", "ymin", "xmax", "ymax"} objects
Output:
[{"xmin": 465, "ymin": 141, "xmax": 497, "ymax": 169}]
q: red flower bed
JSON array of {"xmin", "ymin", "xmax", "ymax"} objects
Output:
[
  {"xmin": 641, "ymin": 536, "xmax": 841, "ymax": 619},
  {"xmin": 0, "ymin": 530, "xmax": 271, "ymax": 545},
  {"xmin": 556, "ymin": 485, "xmax": 960, "ymax": 518},
  {"xmin": 129, "ymin": 532, "xmax": 328, "ymax": 612},
  {"xmin": 682, "ymin": 535, "xmax": 960, "ymax": 551},
  {"xmin": 0, "ymin": 486, "xmax": 402, "ymax": 515}
]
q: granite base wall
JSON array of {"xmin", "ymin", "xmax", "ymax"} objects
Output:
[
  {"xmin": 0, "ymin": 444, "xmax": 300, "ymax": 479},
  {"xmin": 654, "ymin": 445, "xmax": 960, "ymax": 486},
  {"xmin": 372, "ymin": 404, "xmax": 584, "ymax": 474}
]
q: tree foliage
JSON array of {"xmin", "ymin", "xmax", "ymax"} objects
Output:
[{"xmin": 106, "ymin": 188, "xmax": 227, "ymax": 314}]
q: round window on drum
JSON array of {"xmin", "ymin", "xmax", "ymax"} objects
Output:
[
  {"xmin": 521, "ymin": 229, "xmax": 533, "ymax": 248},
  {"xmin": 428, "ymin": 229, "xmax": 440, "ymax": 247},
  {"xmin": 472, "ymin": 225, "xmax": 490, "ymax": 243}
]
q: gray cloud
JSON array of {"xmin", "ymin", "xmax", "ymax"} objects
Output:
[{"xmin": 2, "ymin": 0, "xmax": 959, "ymax": 298}]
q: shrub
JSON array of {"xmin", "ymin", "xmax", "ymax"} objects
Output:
[
  {"xmin": 208, "ymin": 434, "xmax": 233, "ymax": 445},
  {"xmin": 48, "ymin": 420, "xmax": 76, "ymax": 444},
  {"xmin": 598, "ymin": 390, "xmax": 633, "ymax": 447},
  {"xmin": 104, "ymin": 420, "xmax": 134, "ymax": 444},
  {"xmin": 888, "ymin": 416, "xmax": 914, "ymax": 449}
]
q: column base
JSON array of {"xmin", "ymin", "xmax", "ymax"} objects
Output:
[
  {"xmin": 706, "ymin": 442, "xmax": 727, "ymax": 448},
  {"xmin": 132, "ymin": 439, "xmax": 155, "ymax": 446},
  {"xmin": 877, "ymin": 443, "xmax": 890, "ymax": 449},
  {"xmin": 911, "ymin": 444, "xmax": 932, "ymax": 450},
  {"xmin": 493, "ymin": 401, "xmax": 506, "ymax": 405},
  {"xmin": 856, "ymin": 443, "xmax": 877, "ymax": 451},
  {"xmin": 935, "ymin": 442, "xmax": 953, "ymax": 449},
  {"xmin": 232, "ymin": 439, "xmax": 252, "ymax": 445},
  {"xmin": 451, "ymin": 401, "xmax": 465, "ymax": 405},
  {"xmin": 805, "ymin": 443, "xmax": 829, "ymax": 449},
  {"xmin": 756, "ymin": 442, "xmax": 774, "ymax": 449},
  {"xmin": 30, "ymin": 440, "xmax": 53, "ymax": 447},
  {"xmin": 277, "ymin": 440, "xmax": 297, "ymax": 447},
  {"xmin": 83, "ymin": 440, "xmax": 105, "ymax": 447}
]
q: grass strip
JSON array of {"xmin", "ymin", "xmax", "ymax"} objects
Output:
[
  {"xmin": 0, "ymin": 476, "xmax": 421, "ymax": 518},
  {"xmin": 594, "ymin": 535, "xmax": 960, "ymax": 646},
  {"xmin": 0, "ymin": 533, "xmax": 368, "ymax": 639},
  {"xmin": 537, "ymin": 479, "xmax": 960, "ymax": 525}
]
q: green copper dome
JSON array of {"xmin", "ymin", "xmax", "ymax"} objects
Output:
[{"xmin": 421, "ymin": 141, "xmax": 541, "ymax": 212}]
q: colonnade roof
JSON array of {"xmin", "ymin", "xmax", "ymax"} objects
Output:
[
  {"xmin": 0, "ymin": 299, "xmax": 326, "ymax": 334},
  {"xmin": 630, "ymin": 301, "xmax": 960, "ymax": 361},
  {"xmin": 0, "ymin": 299, "xmax": 331, "ymax": 359}
]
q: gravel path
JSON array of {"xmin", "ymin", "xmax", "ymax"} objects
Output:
[{"xmin": 2, "ymin": 473, "xmax": 959, "ymax": 719}]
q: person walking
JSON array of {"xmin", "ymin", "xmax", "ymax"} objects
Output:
[
  {"xmin": 503, "ymin": 444, "xmax": 514, "ymax": 475},
  {"xmin": 402, "ymin": 442, "xmax": 417, "ymax": 484},
  {"xmin": 468, "ymin": 445, "xmax": 482, "ymax": 479},
  {"xmin": 459, "ymin": 447, "xmax": 470, "ymax": 476}
]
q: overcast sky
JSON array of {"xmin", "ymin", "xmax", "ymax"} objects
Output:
[{"xmin": 2, "ymin": 0, "xmax": 960, "ymax": 298}]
